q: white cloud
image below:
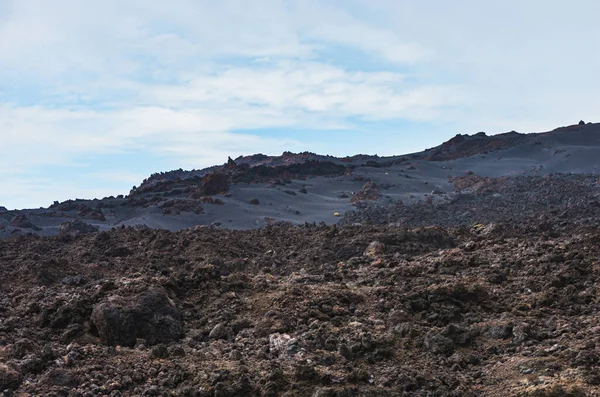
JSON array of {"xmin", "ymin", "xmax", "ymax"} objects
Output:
[
  {"xmin": 0, "ymin": 177, "xmax": 122, "ymax": 210},
  {"xmin": 1, "ymin": 0, "xmax": 599, "ymax": 209}
]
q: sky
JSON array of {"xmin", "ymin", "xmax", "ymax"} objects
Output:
[{"xmin": 1, "ymin": 0, "xmax": 599, "ymax": 209}]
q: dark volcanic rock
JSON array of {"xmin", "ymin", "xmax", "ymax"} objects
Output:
[
  {"xmin": 0, "ymin": 364, "xmax": 22, "ymax": 391},
  {"xmin": 91, "ymin": 297, "xmax": 137, "ymax": 347},
  {"xmin": 0, "ymin": 206, "xmax": 7, "ymax": 212},
  {"xmin": 160, "ymin": 199, "xmax": 204, "ymax": 215},
  {"xmin": 201, "ymin": 173, "xmax": 229, "ymax": 196},
  {"xmin": 350, "ymin": 182, "xmax": 381, "ymax": 203},
  {"xmin": 423, "ymin": 331, "xmax": 455, "ymax": 355},
  {"xmin": 77, "ymin": 205, "xmax": 106, "ymax": 221},
  {"xmin": 9, "ymin": 214, "xmax": 41, "ymax": 231},
  {"xmin": 59, "ymin": 220, "xmax": 99, "ymax": 236},
  {"xmin": 1, "ymin": 223, "xmax": 600, "ymax": 395},
  {"xmin": 91, "ymin": 287, "xmax": 184, "ymax": 347}
]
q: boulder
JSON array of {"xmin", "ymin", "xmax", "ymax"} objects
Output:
[
  {"xmin": 201, "ymin": 173, "xmax": 229, "ymax": 196},
  {"xmin": 91, "ymin": 287, "xmax": 184, "ymax": 347},
  {"xmin": 209, "ymin": 323, "xmax": 230, "ymax": 340},
  {"xmin": 350, "ymin": 182, "xmax": 381, "ymax": 203},
  {"xmin": 423, "ymin": 331, "xmax": 455, "ymax": 356}
]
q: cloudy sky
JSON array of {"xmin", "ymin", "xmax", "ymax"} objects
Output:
[{"xmin": 1, "ymin": 0, "xmax": 599, "ymax": 209}]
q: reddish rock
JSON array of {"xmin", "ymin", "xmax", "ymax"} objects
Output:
[
  {"xmin": 201, "ymin": 173, "xmax": 229, "ymax": 196},
  {"xmin": 10, "ymin": 214, "xmax": 41, "ymax": 231},
  {"xmin": 59, "ymin": 220, "xmax": 99, "ymax": 236},
  {"xmin": 350, "ymin": 182, "xmax": 382, "ymax": 203}
]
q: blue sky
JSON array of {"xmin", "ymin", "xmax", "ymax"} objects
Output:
[{"xmin": 1, "ymin": 0, "xmax": 599, "ymax": 209}]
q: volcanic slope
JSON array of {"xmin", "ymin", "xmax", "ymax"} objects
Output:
[{"xmin": 1, "ymin": 121, "xmax": 599, "ymax": 237}]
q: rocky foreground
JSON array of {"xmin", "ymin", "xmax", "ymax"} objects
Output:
[{"xmin": 1, "ymin": 222, "xmax": 600, "ymax": 396}]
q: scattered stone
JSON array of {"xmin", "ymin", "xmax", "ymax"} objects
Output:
[
  {"xmin": 269, "ymin": 333, "xmax": 298, "ymax": 356},
  {"xmin": 209, "ymin": 323, "xmax": 230, "ymax": 340},
  {"xmin": 351, "ymin": 182, "xmax": 381, "ymax": 203},
  {"xmin": 9, "ymin": 214, "xmax": 41, "ymax": 231},
  {"xmin": 431, "ymin": 186, "xmax": 445, "ymax": 195},
  {"xmin": 45, "ymin": 368, "xmax": 78, "ymax": 387},
  {"xmin": 168, "ymin": 345, "xmax": 186, "ymax": 357},
  {"xmin": 338, "ymin": 344, "xmax": 354, "ymax": 360},
  {"xmin": 487, "ymin": 325, "xmax": 513, "ymax": 339},
  {"xmin": 364, "ymin": 241, "xmax": 385, "ymax": 258},
  {"xmin": 151, "ymin": 344, "xmax": 169, "ymax": 359},
  {"xmin": 59, "ymin": 220, "xmax": 99, "ymax": 236},
  {"xmin": 423, "ymin": 331, "xmax": 455, "ymax": 356},
  {"xmin": 0, "ymin": 364, "xmax": 22, "ymax": 391},
  {"xmin": 61, "ymin": 274, "xmax": 86, "ymax": 286},
  {"xmin": 201, "ymin": 173, "xmax": 229, "ymax": 196}
]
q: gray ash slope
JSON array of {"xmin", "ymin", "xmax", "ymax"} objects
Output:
[{"xmin": 1, "ymin": 121, "xmax": 599, "ymax": 237}]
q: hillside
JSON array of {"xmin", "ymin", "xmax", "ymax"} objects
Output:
[
  {"xmin": 1, "ymin": 121, "xmax": 599, "ymax": 238},
  {"xmin": 2, "ymin": 121, "xmax": 600, "ymax": 396}
]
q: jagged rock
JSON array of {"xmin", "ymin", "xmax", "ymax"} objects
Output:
[
  {"xmin": 226, "ymin": 156, "xmax": 237, "ymax": 168},
  {"xmin": 201, "ymin": 173, "xmax": 229, "ymax": 196},
  {"xmin": 71, "ymin": 204, "xmax": 107, "ymax": 221},
  {"xmin": 350, "ymin": 182, "xmax": 381, "ymax": 203},
  {"xmin": 9, "ymin": 214, "xmax": 41, "ymax": 231},
  {"xmin": 364, "ymin": 241, "xmax": 385, "ymax": 258},
  {"xmin": 209, "ymin": 323, "xmax": 230, "ymax": 340},
  {"xmin": 61, "ymin": 274, "xmax": 87, "ymax": 286},
  {"xmin": 199, "ymin": 196, "xmax": 225, "ymax": 205},
  {"xmin": 423, "ymin": 331, "xmax": 455, "ymax": 356},
  {"xmin": 0, "ymin": 206, "xmax": 7, "ymax": 212},
  {"xmin": 487, "ymin": 325, "xmax": 513, "ymax": 339},
  {"xmin": 160, "ymin": 199, "xmax": 203, "ymax": 215},
  {"xmin": 269, "ymin": 333, "xmax": 298, "ymax": 356},
  {"xmin": 59, "ymin": 220, "xmax": 99, "ymax": 236},
  {"xmin": 91, "ymin": 287, "xmax": 184, "ymax": 347},
  {"xmin": 431, "ymin": 186, "xmax": 445, "ymax": 195}
]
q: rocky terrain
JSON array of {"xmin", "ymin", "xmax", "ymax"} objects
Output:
[
  {"xmin": 2, "ymin": 221, "xmax": 600, "ymax": 396},
  {"xmin": 2, "ymin": 121, "xmax": 600, "ymax": 236},
  {"xmin": 2, "ymin": 121, "xmax": 600, "ymax": 396}
]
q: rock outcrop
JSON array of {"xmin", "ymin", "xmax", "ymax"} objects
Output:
[
  {"xmin": 9, "ymin": 214, "xmax": 41, "ymax": 231},
  {"xmin": 59, "ymin": 220, "xmax": 99, "ymax": 236}
]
